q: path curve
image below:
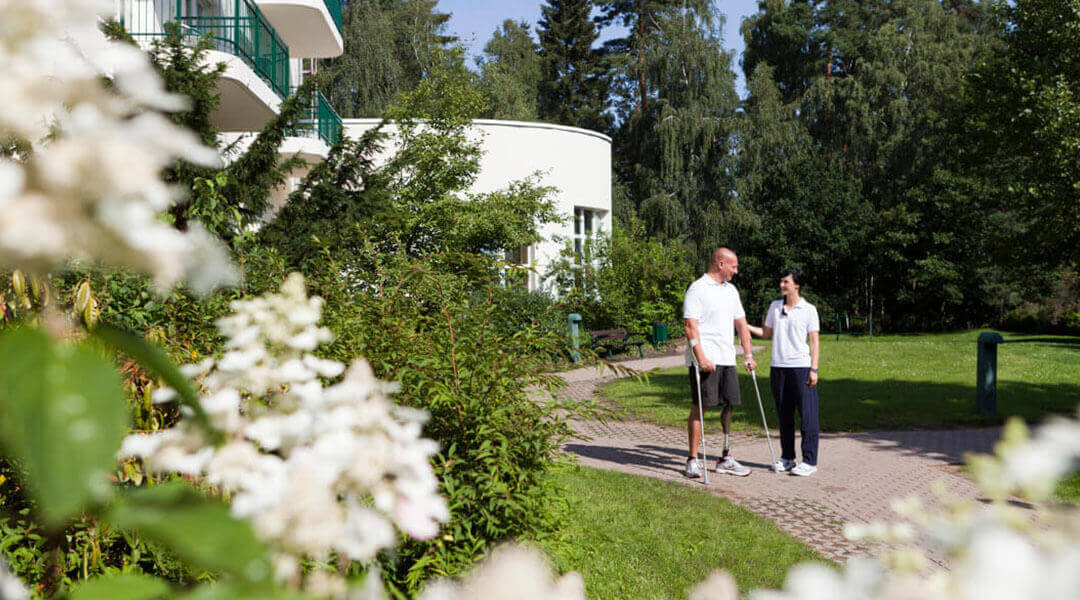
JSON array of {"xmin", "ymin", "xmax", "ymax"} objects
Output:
[{"xmin": 549, "ymin": 351, "xmax": 1004, "ymax": 565}]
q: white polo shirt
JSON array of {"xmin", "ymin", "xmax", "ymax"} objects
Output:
[
  {"xmin": 683, "ymin": 274, "xmax": 746, "ymax": 367},
  {"xmin": 763, "ymin": 298, "xmax": 820, "ymax": 368}
]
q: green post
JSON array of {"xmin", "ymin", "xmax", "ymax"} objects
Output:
[
  {"xmin": 976, "ymin": 332, "xmax": 1004, "ymax": 415},
  {"xmin": 651, "ymin": 322, "xmax": 669, "ymax": 349},
  {"xmin": 568, "ymin": 313, "xmax": 583, "ymax": 364}
]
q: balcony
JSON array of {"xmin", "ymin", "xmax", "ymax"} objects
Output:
[
  {"xmin": 256, "ymin": 0, "xmax": 344, "ymax": 58},
  {"xmin": 119, "ymin": 0, "xmax": 290, "ymax": 130},
  {"xmin": 295, "ymin": 90, "xmax": 343, "ymax": 147}
]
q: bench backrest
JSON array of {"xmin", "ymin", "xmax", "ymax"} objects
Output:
[{"xmin": 589, "ymin": 328, "xmax": 628, "ymax": 340}]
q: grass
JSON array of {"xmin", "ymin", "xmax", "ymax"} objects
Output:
[
  {"xmin": 601, "ymin": 331, "xmax": 1080, "ymax": 432},
  {"xmin": 539, "ymin": 465, "xmax": 823, "ymax": 600},
  {"xmin": 1055, "ymin": 472, "xmax": 1080, "ymax": 505}
]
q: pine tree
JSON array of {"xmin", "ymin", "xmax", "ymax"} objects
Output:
[
  {"xmin": 537, "ymin": 0, "xmax": 611, "ymax": 131},
  {"xmin": 596, "ymin": 0, "xmax": 710, "ymax": 115}
]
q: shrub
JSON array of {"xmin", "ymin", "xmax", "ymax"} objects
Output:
[
  {"xmin": 548, "ymin": 217, "xmax": 695, "ymax": 335},
  {"xmin": 298, "ymin": 250, "xmax": 594, "ymax": 595},
  {"xmin": 1001, "ymin": 268, "xmax": 1080, "ymax": 334}
]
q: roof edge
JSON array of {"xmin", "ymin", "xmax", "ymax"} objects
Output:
[{"xmin": 341, "ymin": 118, "xmax": 612, "ymax": 143}]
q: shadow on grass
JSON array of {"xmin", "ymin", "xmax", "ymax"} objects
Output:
[
  {"xmin": 602, "ymin": 370, "xmax": 1080, "ymax": 433},
  {"xmin": 563, "ymin": 443, "xmax": 684, "ymax": 474},
  {"xmin": 563, "ymin": 442, "xmax": 778, "ymax": 477}
]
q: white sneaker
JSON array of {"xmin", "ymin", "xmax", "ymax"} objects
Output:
[
  {"xmin": 716, "ymin": 456, "xmax": 751, "ymax": 477},
  {"xmin": 773, "ymin": 458, "xmax": 796, "ymax": 473},
  {"xmin": 791, "ymin": 462, "xmax": 817, "ymax": 477},
  {"xmin": 684, "ymin": 458, "xmax": 702, "ymax": 478}
]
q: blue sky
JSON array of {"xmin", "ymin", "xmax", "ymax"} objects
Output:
[{"xmin": 435, "ymin": 0, "xmax": 762, "ymax": 97}]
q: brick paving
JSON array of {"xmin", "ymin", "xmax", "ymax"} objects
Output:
[{"xmin": 547, "ymin": 349, "xmax": 1006, "ymax": 565}]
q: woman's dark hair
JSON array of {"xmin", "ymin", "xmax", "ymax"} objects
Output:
[{"xmin": 782, "ymin": 268, "xmax": 806, "ymax": 290}]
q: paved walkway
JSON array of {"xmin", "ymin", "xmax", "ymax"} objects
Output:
[{"xmin": 549, "ymin": 350, "xmax": 1004, "ymax": 565}]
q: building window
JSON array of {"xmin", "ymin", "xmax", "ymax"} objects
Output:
[{"xmin": 574, "ymin": 207, "xmax": 598, "ymax": 260}]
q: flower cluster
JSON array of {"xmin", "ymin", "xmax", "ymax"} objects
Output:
[
  {"xmin": 386, "ymin": 408, "xmax": 1080, "ymax": 600},
  {"xmin": 120, "ymin": 274, "xmax": 448, "ymax": 589},
  {"xmin": 0, "ymin": 557, "xmax": 27, "ymax": 600},
  {"xmin": 0, "ymin": 0, "xmax": 234, "ymax": 292},
  {"xmin": 746, "ymin": 410, "xmax": 1080, "ymax": 600},
  {"xmin": 417, "ymin": 546, "xmax": 585, "ymax": 600}
]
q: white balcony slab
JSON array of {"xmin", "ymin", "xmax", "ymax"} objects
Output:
[
  {"xmin": 256, "ymin": 0, "xmax": 344, "ymax": 58},
  {"xmin": 208, "ymin": 50, "xmax": 283, "ymax": 132}
]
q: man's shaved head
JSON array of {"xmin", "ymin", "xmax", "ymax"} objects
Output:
[
  {"xmin": 713, "ymin": 247, "xmax": 736, "ymax": 266},
  {"xmin": 708, "ymin": 247, "xmax": 740, "ymax": 283}
]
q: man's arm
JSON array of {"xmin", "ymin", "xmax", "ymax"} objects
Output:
[
  {"xmin": 684, "ymin": 318, "xmax": 715, "ymax": 372},
  {"xmin": 807, "ymin": 331, "xmax": 820, "ymax": 387},
  {"xmin": 735, "ymin": 317, "xmax": 756, "ymax": 371}
]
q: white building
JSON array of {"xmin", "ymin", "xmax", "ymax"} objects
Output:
[
  {"xmin": 343, "ymin": 119, "xmax": 612, "ymax": 292},
  {"xmin": 116, "ymin": 0, "xmax": 344, "ymax": 209},
  {"xmin": 112, "ymin": 3, "xmax": 611, "ymax": 292}
]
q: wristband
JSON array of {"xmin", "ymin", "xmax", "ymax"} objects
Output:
[
  {"xmin": 810, "ymin": 367, "xmax": 818, "ymax": 373},
  {"xmin": 745, "ymin": 353, "xmax": 753, "ymax": 358}
]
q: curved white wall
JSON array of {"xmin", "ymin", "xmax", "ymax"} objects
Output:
[{"xmin": 343, "ymin": 119, "xmax": 612, "ymax": 291}]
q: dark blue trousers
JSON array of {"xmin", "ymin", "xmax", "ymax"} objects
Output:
[{"xmin": 770, "ymin": 367, "xmax": 819, "ymax": 466}]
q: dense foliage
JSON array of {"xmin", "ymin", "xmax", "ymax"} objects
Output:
[
  {"xmin": 464, "ymin": 0, "xmax": 1079, "ymax": 331},
  {"xmin": 548, "ymin": 217, "xmax": 694, "ymax": 334}
]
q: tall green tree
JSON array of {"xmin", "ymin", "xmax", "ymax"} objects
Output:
[
  {"xmin": 609, "ymin": 4, "xmax": 742, "ymax": 270},
  {"xmin": 739, "ymin": 0, "xmax": 998, "ymax": 327},
  {"xmin": 735, "ymin": 65, "xmax": 869, "ymax": 314},
  {"xmin": 966, "ymin": 0, "xmax": 1080, "ymax": 266},
  {"xmin": 596, "ymin": 0, "xmax": 710, "ymax": 115},
  {"xmin": 318, "ymin": 0, "xmax": 455, "ymax": 118},
  {"xmin": 536, "ymin": 0, "xmax": 611, "ymax": 131},
  {"xmin": 478, "ymin": 20, "xmax": 543, "ymax": 121}
]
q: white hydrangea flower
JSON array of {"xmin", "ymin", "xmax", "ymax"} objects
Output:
[
  {"xmin": 417, "ymin": 546, "xmax": 584, "ymax": 600},
  {"xmin": 119, "ymin": 274, "xmax": 449, "ymax": 594},
  {"xmin": 745, "ymin": 409, "xmax": 1080, "ymax": 600},
  {"xmin": 0, "ymin": 0, "xmax": 234, "ymax": 292},
  {"xmin": 0, "ymin": 557, "xmax": 28, "ymax": 600}
]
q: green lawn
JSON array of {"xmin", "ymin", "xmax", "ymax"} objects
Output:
[
  {"xmin": 539, "ymin": 465, "xmax": 823, "ymax": 600},
  {"xmin": 1055, "ymin": 472, "xmax": 1080, "ymax": 505},
  {"xmin": 602, "ymin": 331, "xmax": 1080, "ymax": 431}
]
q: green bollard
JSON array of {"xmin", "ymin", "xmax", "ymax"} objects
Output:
[
  {"xmin": 976, "ymin": 332, "xmax": 1004, "ymax": 415},
  {"xmin": 568, "ymin": 313, "xmax": 583, "ymax": 364},
  {"xmin": 651, "ymin": 322, "xmax": 669, "ymax": 348}
]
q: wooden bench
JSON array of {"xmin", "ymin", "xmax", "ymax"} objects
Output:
[{"xmin": 588, "ymin": 328, "xmax": 647, "ymax": 359}]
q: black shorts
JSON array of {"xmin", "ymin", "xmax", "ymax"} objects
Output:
[{"xmin": 688, "ymin": 365, "xmax": 741, "ymax": 408}]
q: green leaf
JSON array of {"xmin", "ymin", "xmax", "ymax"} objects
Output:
[
  {"xmin": 92, "ymin": 324, "xmax": 221, "ymax": 444},
  {"xmin": 107, "ymin": 482, "xmax": 273, "ymax": 584},
  {"xmin": 69, "ymin": 572, "xmax": 171, "ymax": 600},
  {"xmin": 180, "ymin": 582, "xmax": 307, "ymax": 600},
  {"xmin": 0, "ymin": 327, "xmax": 128, "ymax": 526}
]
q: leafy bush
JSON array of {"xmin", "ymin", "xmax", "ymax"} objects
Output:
[
  {"xmin": 297, "ymin": 250, "xmax": 592, "ymax": 594},
  {"xmin": 1002, "ymin": 268, "xmax": 1080, "ymax": 334},
  {"xmin": 548, "ymin": 216, "xmax": 694, "ymax": 335}
]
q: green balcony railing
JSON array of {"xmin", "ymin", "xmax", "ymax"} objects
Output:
[
  {"xmin": 323, "ymin": 0, "xmax": 342, "ymax": 34},
  {"xmin": 290, "ymin": 88, "xmax": 343, "ymax": 147},
  {"xmin": 119, "ymin": 0, "xmax": 290, "ymax": 100}
]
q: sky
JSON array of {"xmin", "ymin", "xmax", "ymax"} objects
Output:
[{"xmin": 435, "ymin": 0, "xmax": 763, "ymax": 98}]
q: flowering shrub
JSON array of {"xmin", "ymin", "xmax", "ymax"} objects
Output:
[
  {"xmin": 120, "ymin": 273, "xmax": 449, "ymax": 592},
  {"xmin": 0, "ymin": 0, "xmax": 234, "ymax": 292},
  {"xmin": 407, "ymin": 409, "xmax": 1080, "ymax": 600}
]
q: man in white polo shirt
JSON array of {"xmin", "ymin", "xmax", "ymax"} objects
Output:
[
  {"xmin": 683, "ymin": 247, "xmax": 757, "ymax": 478},
  {"xmin": 749, "ymin": 268, "xmax": 821, "ymax": 476}
]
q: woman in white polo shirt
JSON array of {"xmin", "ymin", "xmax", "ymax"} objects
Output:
[{"xmin": 748, "ymin": 268, "xmax": 821, "ymax": 476}]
